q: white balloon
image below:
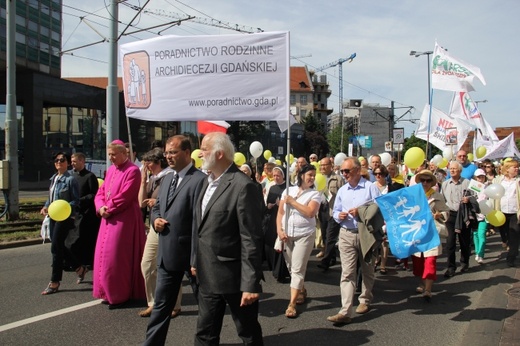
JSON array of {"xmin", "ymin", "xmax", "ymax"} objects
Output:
[
  {"xmin": 289, "ymin": 161, "xmax": 297, "ymax": 173},
  {"xmin": 484, "ymin": 183, "xmax": 506, "ymax": 200},
  {"xmin": 478, "ymin": 199, "xmax": 493, "ymax": 215},
  {"xmin": 380, "ymin": 153, "xmax": 392, "ymax": 166},
  {"xmin": 249, "ymin": 141, "xmax": 263, "ymax": 158},
  {"xmin": 431, "ymin": 154, "xmax": 443, "ymax": 165},
  {"xmin": 442, "ymin": 147, "xmax": 453, "ymax": 160},
  {"xmin": 334, "ymin": 152, "xmax": 347, "ymax": 166},
  {"xmin": 268, "ymin": 157, "xmax": 276, "ymax": 163}
]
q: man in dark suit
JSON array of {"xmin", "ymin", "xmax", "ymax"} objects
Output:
[
  {"xmin": 193, "ymin": 132, "xmax": 264, "ymax": 346},
  {"xmin": 68, "ymin": 152, "xmax": 100, "ymax": 271},
  {"xmin": 143, "ymin": 135, "xmax": 206, "ymax": 346}
]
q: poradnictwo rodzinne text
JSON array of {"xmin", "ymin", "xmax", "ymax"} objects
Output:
[{"xmin": 154, "ymin": 45, "xmax": 279, "ymax": 76}]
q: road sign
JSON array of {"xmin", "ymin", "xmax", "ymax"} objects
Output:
[{"xmin": 393, "ymin": 128, "xmax": 405, "ymax": 144}]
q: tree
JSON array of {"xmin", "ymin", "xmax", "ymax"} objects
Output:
[
  {"xmin": 403, "ymin": 134, "xmax": 441, "ymax": 159},
  {"xmin": 327, "ymin": 125, "xmax": 350, "ymax": 156},
  {"xmin": 301, "ymin": 114, "xmax": 329, "ymax": 158}
]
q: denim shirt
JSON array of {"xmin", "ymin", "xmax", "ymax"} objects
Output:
[{"xmin": 44, "ymin": 171, "xmax": 80, "ymax": 217}]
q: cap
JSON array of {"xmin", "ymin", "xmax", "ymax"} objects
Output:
[{"xmin": 474, "ymin": 168, "xmax": 486, "ymax": 177}]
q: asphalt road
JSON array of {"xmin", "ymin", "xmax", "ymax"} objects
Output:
[{"xmin": 0, "ymin": 235, "xmax": 517, "ymax": 346}]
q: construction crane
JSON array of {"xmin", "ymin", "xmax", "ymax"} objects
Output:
[
  {"xmin": 316, "ymin": 53, "xmax": 357, "ymax": 149},
  {"xmin": 121, "ymin": 3, "xmax": 263, "ymax": 33},
  {"xmin": 290, "ymin": 54, "xmax": 312, "ymax": 59}
]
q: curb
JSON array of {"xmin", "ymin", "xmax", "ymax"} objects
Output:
[{"xmin": 0, "ymin": 238, "xmax": 45, "ymax": 250}]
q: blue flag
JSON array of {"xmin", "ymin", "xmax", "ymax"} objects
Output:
[{"xmin": 375, "ymin": 184, "xmax": 440, "ymax": 259}]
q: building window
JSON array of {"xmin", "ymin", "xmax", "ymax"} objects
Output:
[
  {"xmin": 290, "ymin": 94, "xmax": 295, "ymax": 105},
  {"xmin": 300, "ymin": 109, "xmax": 306, "ymax": 118},
  {"xmin": 300, "ymin": 95, "xmax": 307, "ymax": 105}
]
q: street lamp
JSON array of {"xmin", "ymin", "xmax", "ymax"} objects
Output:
[{"xmin": 410, "ymin": 50, "xmax": 434, "ymax": 157}]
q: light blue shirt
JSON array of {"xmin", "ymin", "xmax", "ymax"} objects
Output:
[{"xmin": 333, "ymin": 177, "xmax": 381, "ymax": 229}]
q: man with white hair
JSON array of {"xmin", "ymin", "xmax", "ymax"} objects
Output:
[
  {"xmin": 309, "ymin": 153, "xmax": 318, "ymax": 163},
  {"xmin": 441, "ymin": 161, "xmax": 473, "ymax": 278},
  {"xmin": 193, "ymin": 132, "xmax": 264, "ymax": 345}
]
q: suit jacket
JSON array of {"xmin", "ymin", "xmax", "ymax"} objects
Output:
[
  {"xmin": 151, "ymin": 165, "xmax": 206, "ymax": 272},
  {"xmin": 194, "ymin": 164, "xmax": 264, "ymax": 294}
]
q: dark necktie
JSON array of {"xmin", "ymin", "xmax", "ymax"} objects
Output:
[{"xmin": 167, "ymin": 174, "xmax": 179, "ymax": 205}]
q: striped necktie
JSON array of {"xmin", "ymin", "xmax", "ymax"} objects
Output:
[{"xmin": 167, "ymin": 174, "xmax": 179, "ymax": 204}]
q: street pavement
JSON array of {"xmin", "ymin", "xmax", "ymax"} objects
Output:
[{"xmin": 0, "ymin": 232, "xmax": 518, "ymax": 346}]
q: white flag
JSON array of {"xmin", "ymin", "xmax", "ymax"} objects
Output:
[
  {"xmin": 449, "ymin": 92, "xmax": 498, "ymax": 147},
  {"xmin": 431, "ymin": 42, "xmax": 486, "ymax": 92},
  {"xmin": 415, "ymin": 104, "xmax": 472, "ymax": 152},
  {"xmin": 479, "ymin": 133, "xmax": 520, "ymax": 160}
]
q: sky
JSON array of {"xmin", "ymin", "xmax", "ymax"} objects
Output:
[{"xmin": 61, "ymin": 0, "xmax": 520, "ymax": 138}]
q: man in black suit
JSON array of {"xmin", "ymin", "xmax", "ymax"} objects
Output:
[
  {"xmin": 68, "ymin": 152, "xmax": 100, "ymax": 271},
  {"xmin": 193, "ymin": 132, "xmax": 264, "ymax": 346},
  {"xmin": 143, "ymin": 135, "xmax": 206, "ymax": 346}
]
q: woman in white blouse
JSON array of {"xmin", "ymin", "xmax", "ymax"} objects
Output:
[
  {"xmin": 493, "ymin": 160, "xmax": 520, "ymax": 267},
  {"xmin": 277, "ymin": 164, "xmax": 321, "ymax": 318}
]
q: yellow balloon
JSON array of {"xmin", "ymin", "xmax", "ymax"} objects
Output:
[
  {"xmin": 234, "ymin": 152, "xmax": 246, "ymax": 166},
  {"xmin": 467, "ymin": 153, "xmax": 474, "ymax": 162},
  {"xmin": 315, "ymin": 173, "xmax": 326, "ymax": 192},
  {"xmin": 97, "ymin": 178, "xmax": 104, "ymax": 187},
  {"xmin": 358, "ymin": 156, "xmax": 365, "ymax": 162},
  {"xmin": 275, "ymin": 159, "xmax": 282, "ymax": 165},
  {"xmin": 193, "ymin": 156, "xmax": 202, "ymax": 168},
  {"xmin": 403, "ymin": 147, "xmax": 425, "ymax": 169},
  {"xmin": 285, "ymin": 154, "xmax": 294, "ymax": 164},
  {"xmin": 438, "ymin": 158, "xmax": 448, "ymax": 169},
  {"xmin": 263, "ymin": 150, "xmax": 272, "ymax": 160},
  {"xmin": 48, "ymin": 199, "xmax": 72, "ymax": 222},
  {"xmin": 191, "ymin": 149, "xmax": 201, "ymax": 160},
  {"xmin": 476, "ymin": 146, "xmax": 487, "ymax": 159},
  {"xmin": 311, "ymin": 161, "xmax": 320, "ymax": 171},
  {"xmin": 486, "ymin": 210, "xmax": 506, "ymax": 227}
]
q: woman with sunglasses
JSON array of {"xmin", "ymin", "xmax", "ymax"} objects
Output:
[
  {"xmin": 482, "ymin": 159, "xmax": 497, "ymax": 184},
  {"xmin": 412, "ymin": 170, "xmax": 449, "ymax": 301},
  {"xmin": 277, "ymin": 164, "xmax": 321, "ymax": 318},
  {"xmin": 40, "ymin": 152, "xmax": 81, "ymax": 295}
]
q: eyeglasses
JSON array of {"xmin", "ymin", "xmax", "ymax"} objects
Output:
[
  {"xmin": 419, "ymin": 178, "xmax": 433, "ymax": 183},
  {"xmin": 54, "ymin": 158, "xmax": 66, "ymax": 163},
  {"xmin": 340, "ymin": 169, "xmax": 351, "ymax": 175},
  {"xmin": 163, "ymin": 150, "xmax": 180, "ymax": 157},
  {"xmin": 374, "ymin": 172, "xmax": 383, "ymax": 176},
  {"xmin": 485, "ymin": 165, "xmax": 493, "ymax": 168},
  {"xmin": 457, "ymin": 155, "xmax": 467, "ymax": 158}
]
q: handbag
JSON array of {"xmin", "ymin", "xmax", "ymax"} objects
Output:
[{"xmin": 434, "ymin": 218, "xmax": 448, "ymax": 239}]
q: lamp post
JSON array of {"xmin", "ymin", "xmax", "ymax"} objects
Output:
[{"xmin": 410, "ymin": 50, "xmax": 434, "ymax": 157}]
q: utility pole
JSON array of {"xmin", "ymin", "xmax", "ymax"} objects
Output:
[
  {"xmin": 5, "ymin": 0, "xmax": 19, "ymax": 220},
  {"xmin": 106, "ymin": 0, "xmax": 119, "ymax": 166}
]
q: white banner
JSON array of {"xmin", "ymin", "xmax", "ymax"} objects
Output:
[
  {"xmin": 415, "ymin": 104, "xmax": 473, "ymax": 152},
  {"xmin": 120, "ymin": 31, "xmax": 290, "ymax": 122},
  {"xmin": 479, "ymin": 133, "xmax": 520, "ymax": 160},
  {"xmin": 431, "ymin": 42, "xmax": 486, "ymax": 92}
]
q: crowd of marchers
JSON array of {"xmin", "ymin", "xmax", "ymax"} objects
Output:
[{"xmin": 38, "ymin": 136, "xmax": 520, "ymax": 345}]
